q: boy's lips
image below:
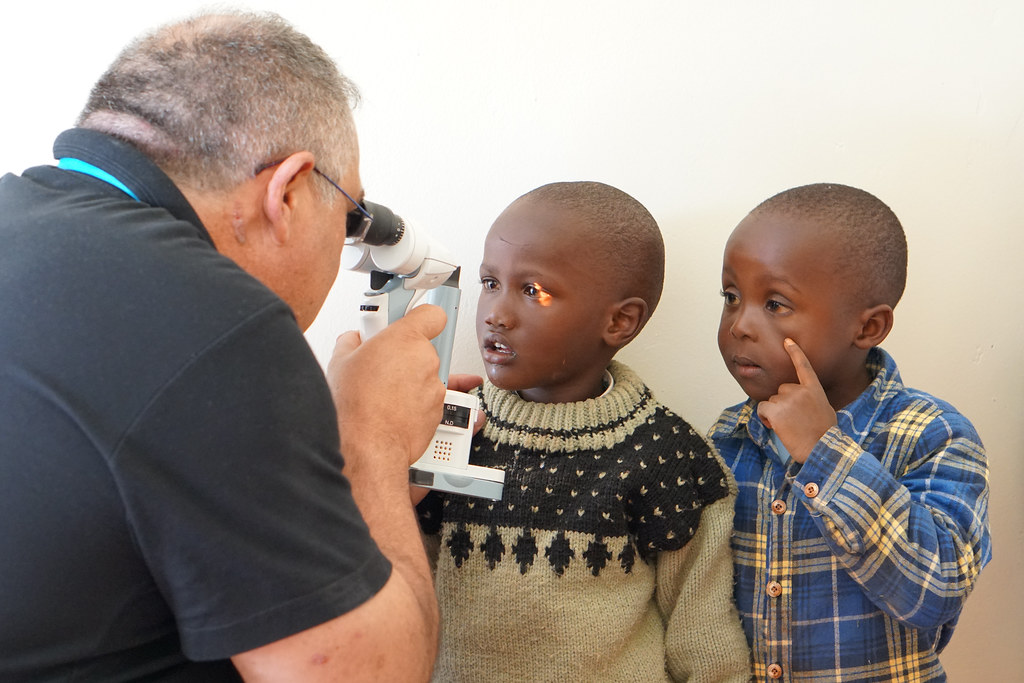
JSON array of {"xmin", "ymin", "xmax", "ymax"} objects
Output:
[
  {"xmin": 481, "ymin": 333, "xmax": 516, "ymax": 365},
  {"xmin": 731, "ymin": 355, "xmax": 764, "ymax": 379}
]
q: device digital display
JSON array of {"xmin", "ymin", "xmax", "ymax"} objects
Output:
[{"xmin": 440, "ymin": 402, "xmax": 471, "ymax": 429}]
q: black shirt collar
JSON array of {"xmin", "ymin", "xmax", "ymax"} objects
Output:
[{"xmin": 53, "ymin": 128, "xmax": 211, "ymax": 244}]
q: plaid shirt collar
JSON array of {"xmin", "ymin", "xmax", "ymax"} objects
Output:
[{"xmin": 718, "ymin": 347, "xmax": 902, "ymax": 452}]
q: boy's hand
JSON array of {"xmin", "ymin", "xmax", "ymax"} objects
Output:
[{"xmin": 756, "ymin": 338, "xmax": 837, "ymax": 464}]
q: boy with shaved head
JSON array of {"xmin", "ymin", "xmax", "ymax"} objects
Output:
[
  {"xmin": 418, "ymin": 181, "xmax": 751, "ymax": 682},
  {"xmin": 711, "ymin": 183, "xmax": 991, "ymax": 681}
]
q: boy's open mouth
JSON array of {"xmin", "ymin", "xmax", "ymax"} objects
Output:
[{"xmin": 482, "ymin": 335, "xmax": 516, "ymax": 363}]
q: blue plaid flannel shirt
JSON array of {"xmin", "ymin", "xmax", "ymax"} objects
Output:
[{"xmin": 710, "ymin": 347, "xmax": 991, "ymax": 682}]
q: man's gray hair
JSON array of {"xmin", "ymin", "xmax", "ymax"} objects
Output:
[{"xmin": 78, "ymin": 11, "xmax": 359, "ymax": 198}]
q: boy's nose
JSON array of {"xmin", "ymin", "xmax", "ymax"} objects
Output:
[
  {"xmin": 483, "ymin": 311, "xmax": 507, "ymax": 329},
  {"xmin": 729, "ymin": 306, "xmax": 756, "ymax": 340},
  {"xmin": 484, "ymin": 307, "xmax": 511, "ymax": 328}
]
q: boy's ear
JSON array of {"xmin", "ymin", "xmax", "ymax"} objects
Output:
[
  {"xmin": 603, "ymin": 297, "xmax": 649, "ymax": 349},
  {"xmin": 853, "ymin": 304, "xmax": 894, "ymax": 349}
]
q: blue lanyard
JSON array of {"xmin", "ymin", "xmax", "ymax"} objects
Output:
[{"xmin": 57, "ymin": 157, "xmax": 139, "ymax": 201}]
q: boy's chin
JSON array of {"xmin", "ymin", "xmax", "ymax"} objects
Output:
[
  {"xmin": 732, "ymin": 376, "xmax": 779, "ymax": 405},
  {"xmin": 483, "ymin": 366, "xmax": 525, "ymax": 393}
]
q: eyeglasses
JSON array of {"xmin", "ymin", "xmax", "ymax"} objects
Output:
[
  {"xmin": 255, "ymin": 159, "xmax": 374, "ymax": 243},
  {"xmin": 312, "ymin": 167, "xmax": 374, "ymax": 243}
]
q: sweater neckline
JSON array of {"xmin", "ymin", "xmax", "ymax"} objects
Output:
[
  {"xmin": 513, "ymin": 369, "xmax": 615, "ymax": 401},
  {"xmin": 480, "ymin": 361, "xmax": 656, "ymax": 453}
]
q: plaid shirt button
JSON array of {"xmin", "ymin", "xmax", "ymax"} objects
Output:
[{"xmin": 803, "ymin": 482, "xmax": 819, "ymax": 498}]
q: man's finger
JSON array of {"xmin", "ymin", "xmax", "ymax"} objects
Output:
[
  {"xmin": 331, "ymin": 330, "xmax": 362, "ymax": 359},
  {"xmin": 388, "ymin": 303, "xmax": 448, "ymax": 341},
  {"xmin": 784, "ymin": 338, "xmax": 822, "ymax": 388},
  {"xmin": 447, "ymin": 373, "xmax": 483, "ymax": 394}
]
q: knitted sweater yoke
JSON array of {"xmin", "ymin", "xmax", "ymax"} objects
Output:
[{"xmin": 419, "ymin": 361, "xmax": 747, "ymax": 682}]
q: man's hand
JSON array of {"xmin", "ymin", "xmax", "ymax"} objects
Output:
[
  {"xmin": 756, "ymin": 338, "xmax": 837, "ymax": 463},
  {"xmin": 326, "ymin": 304, "xmax": 448, "ymax": 474}
]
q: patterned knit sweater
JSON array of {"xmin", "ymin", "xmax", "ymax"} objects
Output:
[{"xmin": 418, "ymin": 361, "xmax": 751, "ymax": 682}]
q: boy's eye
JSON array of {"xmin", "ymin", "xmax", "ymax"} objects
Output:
[
  {"xmin": 480, "ymin": 277, "xmax": 498, "ymax": 291},
  {"xmin": 764, "ymin": 299, "xmax": 789, "ymax": 314},
  {"xmin": 523, "ymin": 283, "xmax": 553, "ymax": 306},
  {"xmin": 720, "ymin": 289, "xmax": 739, "ymax": 306}
]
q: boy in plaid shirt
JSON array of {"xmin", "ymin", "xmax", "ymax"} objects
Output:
[{"xmin": 710, "ymin": 183, "xmax": 991, "ymax": 682}]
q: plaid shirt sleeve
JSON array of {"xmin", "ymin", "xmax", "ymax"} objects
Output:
[
  {"xmin": 793, "ymin": 400, "xmax": 990, "ymax": 629},
  {"xmin": 712, "ymin": 348, "xmax": 991, "ymax": 681}
]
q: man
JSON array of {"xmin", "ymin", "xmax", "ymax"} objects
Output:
[{"xmin": 0, "ymin": 11, "xmax": 456, "ymax": 681}]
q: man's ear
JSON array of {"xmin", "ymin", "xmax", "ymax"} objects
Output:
[
  {"xmin": 603, "ymin": 297, "xmax": 649, "ymax": 349},
  {"xmin": 854, "ymin": 304, "xmax": 894, "ymax": 349},
  {"xmin": 263, "ymin": 151, "xmax": 316, "ymax": 245}
]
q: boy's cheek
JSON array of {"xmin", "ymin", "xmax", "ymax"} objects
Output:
[{"xmin": 715, "ymin": 322, "xmax": 733, "ymax": 352}]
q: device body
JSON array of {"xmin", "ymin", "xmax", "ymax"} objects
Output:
[{"xmin": 343, "ymin": 203, "xmax": 504, "ymax": 500}]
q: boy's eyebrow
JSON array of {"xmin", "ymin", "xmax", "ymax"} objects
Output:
[
  {"xmin": 762, "ymin": 273, "xmax": 800, "ymax": 290},
  {"xmin": 479, "ymin": 262, "xmax": 548, "ymax": 280},
  {"xmin": 755, "ymin": 273, "xmax": 803, "ymax": 295},
  {"xmin": 724, "ymin": 264, "xmax": 802, "ymax": 293}
]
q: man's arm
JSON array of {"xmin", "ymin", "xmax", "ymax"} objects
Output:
[{"xmin": 232, "ymin": 305, "xmax": 446, "ymax": 681}]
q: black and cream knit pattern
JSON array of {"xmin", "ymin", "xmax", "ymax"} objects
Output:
[
  {"xmin": 418, "ymin": 361, "xmax": 731, "ymax": 577},
  {"xmin": 420, "ymin": 361, "xmax": 752, "ymax": 683}
]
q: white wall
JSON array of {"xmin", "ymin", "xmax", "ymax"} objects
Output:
[{"xmin": 3, "ymin": 1, "xmax": 1020, "ymax": 677}]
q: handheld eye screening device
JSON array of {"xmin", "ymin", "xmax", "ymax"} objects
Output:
[{"xmin": 342, "ymin": 201, "xmax": 505, "ymax": 501}]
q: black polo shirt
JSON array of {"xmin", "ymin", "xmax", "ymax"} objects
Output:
[{"xmin": 0, "ymin": 129, "xmax": 390, "ymax": 681}]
